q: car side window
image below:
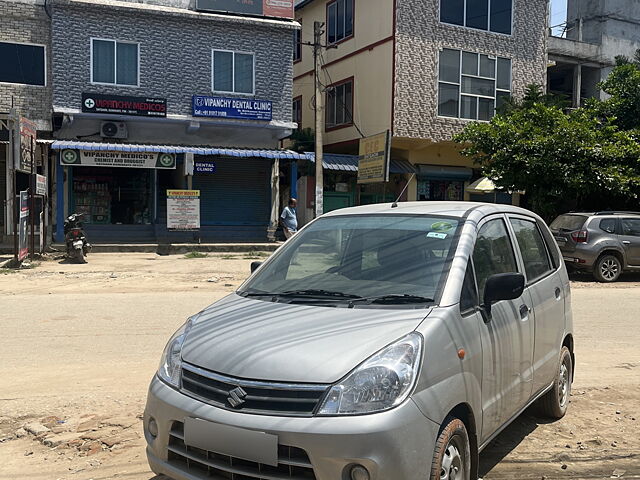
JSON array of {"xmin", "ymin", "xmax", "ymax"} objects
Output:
[
  {"xmin": 621, "ymin": 218, "xmax": 640, "ymax": 237},
  {"xmin": 460, "ymin": 260, "xmax": 478, "ymax": 313},
  {"xmin": 599, "ymin": 218, "xmax": 617, "ymax": 234},
  {"xmin": 510, "ymin": 218, "xmax": 553, "ymax": 282},
  {"xmin": 473, "ymin": 219, "xmax": 519, "ymax": 300}
]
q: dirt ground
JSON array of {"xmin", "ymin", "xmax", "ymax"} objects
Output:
[{"xmin": 0, "ymin": 253, "xmax": 639, "ymax": 480}]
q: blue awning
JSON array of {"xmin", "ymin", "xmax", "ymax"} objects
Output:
[
  {"xmin": 50, "ymin": 140, "xmax": 308, "ymax": 160},
  {"xmin": 305, "ymin": 152, "xmax": 417, "ymax": 174}
]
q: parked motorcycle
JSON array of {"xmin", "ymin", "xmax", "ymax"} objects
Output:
[{"xmin": 64, "ymin": 213, "xmax": 91, "ymax": 263}]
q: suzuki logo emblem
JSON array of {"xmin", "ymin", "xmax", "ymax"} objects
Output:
[{"xmin": 227, "ymin": 386, "xmax": 247, "ymax": 408}]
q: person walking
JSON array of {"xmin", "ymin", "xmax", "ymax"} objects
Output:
[{"xmin": 280, "ymin": 198, "xmax": 298, "ymax": 240}]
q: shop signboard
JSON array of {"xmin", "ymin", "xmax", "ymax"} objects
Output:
[
  {"xmin": 35, "ymin": 174, "xmax": 47, "ymax": 196},
  {"xmin": 357, "ymin": 130, "xmax": 391, "ymax": 184},
  {"xmin": 16, "ymin": 117, "xmax": 37, "ymax": 173},
  {"xmin": 195, "ymin": 161, "xmax": 216, "ymax": 174},
  {"xmin": 195, "ymin": 0, "xmax": 294, "ymax": 19},
  {"xmin": 60, "ymin": 149, "xmax": 177, "ymax": 169},
  {"xmin": 18, "ymin": 190, "xmax": 29, "ymax": 261},
  {"xmin": 167, "ymin": 190, "xmax": 200, "ymax": 231},
  {"xmin": 81, "ymin": 93, "xmax": 167, "ymax": 117},
  {"xmin": 192, "ymin": 95, "xmax": 272, "ymax": 121}
]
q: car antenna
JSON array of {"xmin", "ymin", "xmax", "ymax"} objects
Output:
[{"xmin": 391, "ymin": 173, "xmax": 416, "ymax": 208}]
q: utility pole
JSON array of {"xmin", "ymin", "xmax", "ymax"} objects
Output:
[{"xmin": 313, "ymin": 21, "xmax": 324, "ymax": 218}]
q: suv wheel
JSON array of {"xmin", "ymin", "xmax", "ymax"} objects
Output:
[{"xmin": 594, "ymin": 254, "xmax": 622, "ymax": 282}]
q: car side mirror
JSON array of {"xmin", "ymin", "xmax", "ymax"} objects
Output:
[
  {"xmin": 482, "ymin": 273, "xmax": 525, "ymax": 320},
  {"xmin": 250, "ymin": 261, "xmax": 263, "ymax": 273}
]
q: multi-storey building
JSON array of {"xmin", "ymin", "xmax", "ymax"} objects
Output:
[
  {"xmin": 49, "ymin": 0, "xmax": 300, "ymax": 243},
  {"xmin": 1, "ymin": 0, "xmax": 52, "ymax": 241},
  {"xmin": 548, "ymin": 0, "xmax": 640, "ymax": 106},
  {"xmin": 293, "ymin": 0, "xmax": 548, "ymax": 219}
]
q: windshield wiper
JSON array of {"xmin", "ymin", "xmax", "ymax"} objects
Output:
[
  {"xmin": 349, "ymin": 294, "xmax": 435, "ymax": 305},
  {"xmin": 241, "ymin": 289, "xmax": 361, "ymax": 300}
]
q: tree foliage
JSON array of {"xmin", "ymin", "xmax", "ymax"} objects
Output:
[{"xmin": 455, "ymin": 77, "xmax": 640, "ymax": 220}]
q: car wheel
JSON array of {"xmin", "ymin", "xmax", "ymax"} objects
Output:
[
  {"xmin": 537, "ymin": 346, "xmax": 572, "ymax": 419},
  {"xmin": 594, "ymin": 254, "xmax": 622, "ymax": 282},
  {"xmin": 430, "ymin": 417, "xmax": 471, "ymax": 480}
]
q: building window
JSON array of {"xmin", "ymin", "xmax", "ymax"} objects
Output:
[
  {"xmin": 326, "ymin": 78, "xmax": 353, "ymax": 130},
  {"xmin": 212, "ymin": 50, "xmax": 255, "ymax": 94},
  {"xmin": 440, "ymin": 0, "xmax": 513, "ymax": 35},
  {"xmin": 294, "ymin": 25, "xmax": 302, "ymax": 62},
  {"xmin": 327, "ymin": 0, "xmax": 354, "ymax": 44},
  {"xmin": 0, "ymin": 41, "xmax": 45, "ymax": 86},
  {"xmin": 438, "ymin": 48, "xmax": 511, "ymax": 121},
  {"xmin": 91, "ymin": 38, "xmax": 139, "ymax": 86},
  {"xmin": 293, "ymin": 96, "xmax": 302, "ymax": 129}
]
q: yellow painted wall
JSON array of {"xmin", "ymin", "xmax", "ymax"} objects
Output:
[{"xmin": 293, "ymin": 0, "xmax": 394, "ymax": 148}]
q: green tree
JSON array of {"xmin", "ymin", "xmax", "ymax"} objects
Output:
[
  {"xmin": 454, "ymin": 87, "xmax": 640, "ymax": 220},
  {"xmin": 593, "ymin": 52, "xmax": 640, "ymax": 130}
]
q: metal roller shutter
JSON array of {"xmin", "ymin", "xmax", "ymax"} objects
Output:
[
  {"xmin": 0, "ymin": 151, "xmax": 6, "ymax": 227},
  {"xmin": 193, "ymin": 157, "xmax": 271, "ymax": 226}
]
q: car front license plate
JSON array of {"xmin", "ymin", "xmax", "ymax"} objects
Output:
[{"xmin": 183, "ymin": 418, "xmax": 278, "ymax": 467}]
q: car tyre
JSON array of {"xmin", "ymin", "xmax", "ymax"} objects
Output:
[
  {"xmin": 537, "ymin": 346, "xmax": 572, "ymax": 419},
  {"xmin": 593, "ymin": 254, "xmax": 622, "ymax": 282},
  {"xmin": 430, "ymin": 416, "xmax": 471, "ymax": 480}
]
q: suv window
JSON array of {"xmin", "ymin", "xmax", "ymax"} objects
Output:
[
  {"xmin": 473, "ymin": 219, "xmax": 519, "ymax": 299},
  {"xmin": 510, "ymin": 218, "xmax": 553, "ymax": 282},
  {"xmin": 550, "ymin": 214, "xmax": 587, "ymax": 231},
  {"xmin": 460, "ymin": 261, "xmax": 478, "ymax": 312},
  {"xmin": 621, "ymin": 218, "xmax": 640, "ymax": 237},
  {"xmin": 599, "ymin": 218, "xmax": 617, "ymax": 234}
]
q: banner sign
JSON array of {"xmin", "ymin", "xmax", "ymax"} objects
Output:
[
  {"xmin": 36, "ymin": 174, "xmax": 47, "ymax": 196},
  {"xmin": 18, "ymin": 190, "xmax": 29, "ymax": 261},
  {"xmin": 357, "ymin": 130, "xmax": 391, "ymax": 184},
  {"xmin": 195, "ymin": 0, "xmax": 294, "ymax": 19},
  {"xmin": 192, "ymin": 95, "xmax": 273, "ymax": 121},
  {"xmin": 167, "ymin": 190, "xmax": 200, "ymax": 231},
  {"xmin": 60, "ymin": 149, "xmax": 177, "ymax": 169},
  {"xmin": 82, "ymin": 93, "xmax": 167, "ymax": 117},
  {"xmin": 195, "ymin": 161, "xmax": 216, "ymax": 174},
  {"xmin": 16, "ymin": 117, "xmax": 37, "ymax": 173}
]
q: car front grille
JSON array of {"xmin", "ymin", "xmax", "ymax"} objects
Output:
[
  {"xmin": 180, "ymin": 363, "xmax": 329, "ymax": 417},
  {"xmin": 167, "ymin": 421, "xmax": 317, "ymax": 480}
]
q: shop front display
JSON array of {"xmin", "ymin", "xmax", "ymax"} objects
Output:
[{"xmin": 416, "ymin": 165, "xmax": 473, "ymax": 202}]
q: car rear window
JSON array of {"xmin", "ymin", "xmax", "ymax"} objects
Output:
[{"xmin": 550, "ymin": 215, "xmax": 587, "ymax": 231}]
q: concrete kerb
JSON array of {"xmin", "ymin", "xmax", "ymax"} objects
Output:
[{"xmin": 47, "ymin": 243, "xmax": 283, "ymax": 254}]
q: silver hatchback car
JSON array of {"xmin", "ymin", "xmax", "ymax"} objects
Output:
[{"xmin": 144, "ymin": 202, "xmax": 574, "ymax": 480}]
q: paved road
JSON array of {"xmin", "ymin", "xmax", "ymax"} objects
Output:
[{"xmin": 1, "ymin": 254, "xmax": 639, "ymax": 479}]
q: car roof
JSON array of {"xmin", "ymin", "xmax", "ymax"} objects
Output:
[
  {"xmin": 562, "ymin": 212, "xmax": 640, "ymax": 217},
  {"xmin": 321, "ymin": 201, "xmax": 540, "ymax": 221}
]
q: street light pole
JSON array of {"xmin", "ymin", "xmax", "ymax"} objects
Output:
[{"xmin": 313, "ymin": 21, "xmax": 324, "ymax": 218}]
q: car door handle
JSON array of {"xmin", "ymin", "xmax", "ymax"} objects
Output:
[
  {"xmin": 519, "ymin": 304, "xmax": 530, "ymax": 319},
  {"xmin": 555, "ymin": 287, "xmax": 562, "ymax": 300},
  {"xmin": 623, "ymin": 241, "xmax": 631, "ymax": 245}
]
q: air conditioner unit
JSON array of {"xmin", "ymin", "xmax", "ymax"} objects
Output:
[{"xmin": 100, "ymin": 121, "xmax": 128, "ymax": 139}]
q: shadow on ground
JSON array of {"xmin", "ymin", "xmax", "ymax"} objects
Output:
[
  {"xmin": 479, "ymin": 408, "xmax": 556, "ymax": 477},
  {"xmin": 569, "ymin": 271, "xmax": 640, "ymax": 284}
]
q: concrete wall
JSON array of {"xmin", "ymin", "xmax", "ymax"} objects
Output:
[
  {"xmin": 51, "ymin": 2, "xmax": 295, "ymax": 123},
  {"xmin": 0, "ymin": 0, "xmax": 52, "ymax": 130},
  {"xmin": 393, "ymin": 0, "xmax": 548, "ymax": 142},
  {"xmin": 293, "ymin": 0, "xmax": 394, "ymax": 147}
]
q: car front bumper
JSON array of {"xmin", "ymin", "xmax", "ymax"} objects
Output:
[{"xmin": 144, "ymin": 375, "xmax": 440, "ymax": 480}]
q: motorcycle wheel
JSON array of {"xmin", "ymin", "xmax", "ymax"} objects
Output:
[{"xmin": 73, "ymin": 248, "xmax": 86, "ymax": 264}]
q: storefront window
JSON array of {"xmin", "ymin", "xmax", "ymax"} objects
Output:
[
  {"xmin": 418, "ymin": 179, "xmax": 464, "ymax": 201},
  {"xmin": 73, "ymin": 168, "xmax": 152, "ymax": 225}
]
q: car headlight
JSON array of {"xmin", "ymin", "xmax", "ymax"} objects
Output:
[
  {"xmin": 317, "ymin": 332, "xmax": 423, "ymax": 415},
  {"xmin": 157, "ymin": 318, "xmax": 194, "ymax": 388}
]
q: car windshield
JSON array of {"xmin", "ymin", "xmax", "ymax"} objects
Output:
[
  {"xmin": 239, "ymin": 215, "xmax": 461, "ymax": 306},
  {"xmin": 550, "ymin": 214, "xmax": 587, "ymax": 231}
]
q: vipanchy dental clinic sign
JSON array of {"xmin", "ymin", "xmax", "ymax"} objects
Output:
[{"xmin": 192, "ymin": 95, "xmax": 273, "ymax": 121}]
